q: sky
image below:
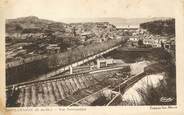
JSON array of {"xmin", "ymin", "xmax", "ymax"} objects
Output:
[{"xmin": 4, "ymin": 0, "xmax": 176, "ymax": 23}]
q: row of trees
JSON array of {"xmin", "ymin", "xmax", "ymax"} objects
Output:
[{"xmin": 48, "ymin": 39, "xmax": 123, "ymax": 68}]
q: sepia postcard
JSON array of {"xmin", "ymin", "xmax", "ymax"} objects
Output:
[{"xmin": 0, "ymin": 0, "xmax": 184, "ymax": 115}]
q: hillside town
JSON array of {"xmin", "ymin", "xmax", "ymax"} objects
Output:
[
  {"xmin": 6, "ymin": 17, "xmax": 175, "ymax": 64},
  {"xmin": 6, "ymin": 16, "xmax": 176, "ymax": 107}
]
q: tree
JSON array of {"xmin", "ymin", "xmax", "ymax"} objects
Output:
[
  {"xmin": 138, "ymin": 39, "xmax": 144, "ymax": 47},
  {"xmin": 161, "ymin": 41, "xmax": 164, "ymax": 48}
]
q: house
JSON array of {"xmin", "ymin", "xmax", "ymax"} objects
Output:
[
  {"xmin": 80, "ymin": 32, "xmax": 95, "ymax": 40},
  {"xmin": 116, "ymin": 36, "xmax": 122, "ymax": 40},
  {"xmin": 117, "ymin": 25, "xmax": 139, "ymax": 30},
  {"xmin": 164, "ymin": 38, "xmax": 175, "ymax": 50},
  {"xmin": 96, "ymin": 58, "xmax": 114, "ymax": 68},
  {"xmin": 129, "ymin": 37, "xmax": 139, "ymax": 42},
  {"xmin": 170, "ymin": 39, "xmax": 175, "ymax": 50},
  {"xmin": 46, "ymin": 44, "xmax": 60, "ymax": 54}
]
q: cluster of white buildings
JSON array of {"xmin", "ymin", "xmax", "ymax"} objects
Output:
[
  {"xmin": 66, "ymin": 22, "xmax": 118, "ymax": 43},
  {"xmin": 126, "ymin": 26, "xmax": 175, "ymax": 49},
  {"xmin": 142, "ymin": 35, "xmax": 163, "ymax": 48}
]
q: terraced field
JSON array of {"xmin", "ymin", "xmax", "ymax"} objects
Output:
[{"xmin": 6, "ymin": 68, "xmax": 129, "ymax": 107}]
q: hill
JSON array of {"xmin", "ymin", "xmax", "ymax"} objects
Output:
[
  {"xmin": 6, "ymin": 16, "xmax": 66, "ymax": 34},
  {"xmin": 140, "ymin": 18, "xmax": 175, "ymax": 36}
]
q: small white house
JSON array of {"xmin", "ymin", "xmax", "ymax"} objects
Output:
[
  {"xmin": 129, "ymin": 37, "xmax": 139, "ymax": 42},
  {"xmin": 97, "ymin": 58, "xmax": 114, "ymax": 68}
]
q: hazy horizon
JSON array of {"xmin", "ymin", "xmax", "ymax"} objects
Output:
[
  {"xmin": 6, "ymin": 15, "xmax": 174, "ymax": 27},
  {"xmin": 5, "ymin": 0, "xmax": 176, "ymax": 24}
]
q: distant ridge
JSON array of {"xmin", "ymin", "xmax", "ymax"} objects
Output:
[{"xmin": 6, "ymin": 16, "xmax": 173, "ymax": 27}]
